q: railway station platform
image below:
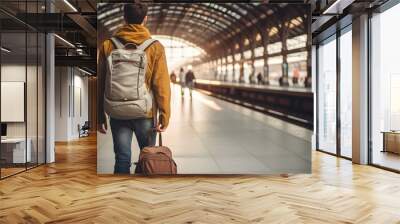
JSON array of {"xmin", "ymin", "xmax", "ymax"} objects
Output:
[{"xmin": 98, "ymin": 84, "xmax": 312, "ymax": 174}]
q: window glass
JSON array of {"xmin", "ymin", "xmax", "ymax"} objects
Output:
[
  {"xmin": 268, "ymin": 42, "xmax": 282, "ymax": 54},
  {"xmin": 317, "ymin": 36, "xmax": 337, "ymax": 154},
  {"xmin": 227, "ymin": 64, "xmax": 233, "ymax": 80},
  {"xmin": 234, "ymin": 53, "xmax": 241, "ymax": 61},
  {"xmin": 287, "ymin": 34, "xmax": 307, "ymax": 50},
  {"xmin": 234, "ymin": 63, "xmax": 240, "ymax": 82},
  {"xmin": 1, "ymin": 2, "xmax": 29, "ymax": 177},
  {"xmin": 254, "ymin": 46, "xmax": 264, "ymax": 57},
  {"xmin": 287, "ymin": 52, "xmax": 307, "ymax": 87},
  {"xmin": 227, "ymin": 55, "xmax": 233, "ymax": 63},
  {"xmin": 243, "ymin": 50, "xmax": 252, "ymax": 59},
  {"xmin": 288, "ymin": 16, "xmax": 303, "ymax": 28},
  {"xmin": 254, "ymin": 59, "xmax": 264, "ymax": 77},
  {"xmin": 371, "ymin": 4, "xmax": 400, "ymax": 171},
  {"xmin": 268, "ymin": 56, "xmax": 283, "ymax": 86},
  {"xmin": 256, "ymin": 33, "xmax": 262, "ymax": 42},
  {"xmin": 244, "ymin": 38, "xmax": 249, "ymax": 46},
  {"xmin": 269, "ymin": 27, "xmax": 278, "ymax": 37},
  {"xmin": 340, "ymin": 29, "xmax": 352, "ymax": 158}
]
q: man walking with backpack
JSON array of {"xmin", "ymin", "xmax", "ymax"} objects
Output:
[
  {"xmin": 97, "ymin": 3, "xmax": 171, "ymax": 174},
  {"xmin": 185, "ymin": 68, "xmax": 196, "ymax": 97},
  {"xmin": 178, "ymin": 67, "xmax": 185, "ymax": 96}
]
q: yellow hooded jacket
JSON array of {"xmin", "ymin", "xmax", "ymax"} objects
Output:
[{"xmin": 97, "ymin": 24, "xmax": 171, "ymax": 128}]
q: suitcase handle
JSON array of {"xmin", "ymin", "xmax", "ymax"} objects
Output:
[
  {"xmin": 158, "ymin": 132, "xmax": 162, "ymax": 146},
  {"xmin": 151, "ymin": 130, "xmax": 162, "ymax": 147},
  {"xmin": 149, "ymin": 97, "xmax": 162, "ymax": 147}
]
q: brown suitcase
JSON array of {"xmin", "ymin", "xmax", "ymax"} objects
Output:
[
  {"xmin": 134, "ymin": 104, "xmax": 177, "ymax": 175},
  {"xmin": 134, "ymin": 135, "xmax": 177, "ymax": 175}
]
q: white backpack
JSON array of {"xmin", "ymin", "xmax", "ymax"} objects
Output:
[{"xmin": 104, "ymin": 37, "xmax": 157, "ymax": 119}]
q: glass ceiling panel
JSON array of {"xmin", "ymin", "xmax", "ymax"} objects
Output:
[
  {"xmin": 153, "ymin": 35, "xmax": 207, "ymax": 72},
  {"xmin": 230, "ymin": 3, "xmax": 248, "ymax": 15},
  {"xmin": 98, "ymin": 7, "xmax": 122, "ymax": 20}
]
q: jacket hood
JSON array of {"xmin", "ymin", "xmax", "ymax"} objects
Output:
[{"xmin": 114, "ymin": 24, "xmax": 151, "ymax": 45}]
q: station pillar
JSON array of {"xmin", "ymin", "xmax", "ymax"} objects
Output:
[
  {"xmin": 280, "ymin": 23, "xmax": 289, "ymax": 86},
  {"xmin": 352, "ymin": 14, "xmax": 369, "ymax": 165},
  {"xmin": 46, "ymin": 0, "xmax": 55, "ymax": 163}
]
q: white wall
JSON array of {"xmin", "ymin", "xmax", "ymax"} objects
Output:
[
  {"xmin": 1, "ymin": 63, "xmax": 46, "ymax": 163},
  {"xmin": 54, "ymin": 67, "xmax": 89, "ymax": 141},
  {"xmin": 1, "ymin": 65, "xmax": 26, "ymax": 140},
  {"xmin": 1, "ymin": 64, "xmax": 39, "ymax": 137},
  {"xmin": 55, "ymin": 66, "xmax": 70, "ymax": 141},
  {"xmin": 71, "ymin": 73, "xmax": 89, "ymax": 138}
]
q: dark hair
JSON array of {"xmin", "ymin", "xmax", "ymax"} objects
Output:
[{"xmin": 123, "ymin": 3, "xmax": 148, "ymax": 24}]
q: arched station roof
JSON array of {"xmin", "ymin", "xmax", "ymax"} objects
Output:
[{"xmin": 98, "ymin": 3, "xmax": 309, "ymax": 56}]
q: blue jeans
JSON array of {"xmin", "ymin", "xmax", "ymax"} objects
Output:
[{"xmin": 109, "ymin": 117, "xmax": 156, "ymax": 174}]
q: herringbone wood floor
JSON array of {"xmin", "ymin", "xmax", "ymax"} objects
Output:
[{"xmin": 1, "ymin": 135, "xmax": 400, "ymax": 224}]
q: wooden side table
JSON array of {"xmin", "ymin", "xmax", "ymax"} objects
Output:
[{"xmin": 382, "ymin": 131, "xmax": 400, "ymax": 154}]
